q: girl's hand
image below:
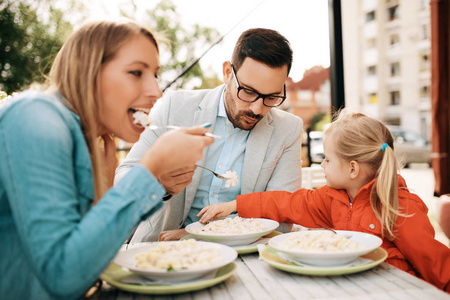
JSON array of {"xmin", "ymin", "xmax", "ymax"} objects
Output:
[{"xmin": 197, "ymin": 200, "xmax": 237, "ymax": 223}]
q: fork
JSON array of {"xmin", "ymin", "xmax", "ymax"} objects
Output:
[
  {"xmin": 196, "ymin": 165, "xmax": 228, "ymax": 180},
  {"xmin": 148, "ymin": 125, "xmax": 222, "ymax": 139},
  {"xmin": 315, "ymin": 223, "xmax": 352, "ymax": 239}
]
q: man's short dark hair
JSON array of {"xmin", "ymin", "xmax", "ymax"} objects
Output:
[{"xmin": 231, "ymin": 28, "xmax": 293, "ymax": 75}]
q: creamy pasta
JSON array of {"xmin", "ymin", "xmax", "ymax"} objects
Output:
[
  {"xmin": 222, "ymin": 170, "xmax": 239, "ymax": 188},
  {"xmin": 194, "ymin": 217, "xmax": 266, "ymax": 234},
  {"xmin": 132, "ymin": 110, "xmax": 151, "ymax": 127},
  {"xmin": 135, "ymin": 239, "xmax": 223, "ymax": 271},
  {"xmin": 280, "ymin": 231, "xmax": 364, "ymax": 252}
]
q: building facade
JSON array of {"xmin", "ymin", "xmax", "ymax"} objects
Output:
[{"xmin": 341, "ymin": 0, "xmax": 431, "ymax": 139}]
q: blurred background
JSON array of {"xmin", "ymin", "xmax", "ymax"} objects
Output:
[
  {"xmin": 0, "ymin": 0, "xmax": 432, "ymax": 167},
  {"xmin": 1, "ymin": 0, "xmax": 447, "ymax": 243}
]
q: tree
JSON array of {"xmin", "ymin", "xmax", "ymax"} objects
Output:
[
  {"xmin": 122, "ymin": 0, "xmax": 223, "ymax": 90},
  {"xmin": 0, "ymin": 0, "xmax": 75, "ymax": 94}
]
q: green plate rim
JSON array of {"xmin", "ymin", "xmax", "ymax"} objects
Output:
[
  {"xmin": 100, "ymin": 262, "xmax": 236, "ymax": 294},
  {"xmin": 259, "ymin": 246, "xmax": 388, "ymax": 276},
  {"xmin": 182, "ymin": 231, "xmax": 282, "ymax": 255}
]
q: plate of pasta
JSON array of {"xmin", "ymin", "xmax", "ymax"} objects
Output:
[
  {"xmin": 269, "ymin": 230, "xmax": 382, "ymax": 266},
  {"xmin": 113, "ymin": 239, "xmax": 237, "ymax": 282},
  {"xmin": 185, "ymin": 216, "xmax": 279, "ymax": 246}
]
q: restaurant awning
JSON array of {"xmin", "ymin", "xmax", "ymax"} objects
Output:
[{"xmin": 430, "ymin": 0, "xmax": 450, "ymax": 196}]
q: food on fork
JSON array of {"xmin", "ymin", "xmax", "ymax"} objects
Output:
[
  {"xmin": 134, "ymin": 239, "xmax": 223, "ymax": 271},
  {"xmin": 193, "ymin": 216, "xmax": 266, "ymax": 234},
  {"xmin": 222, "ymin": 170, "xmax": 239, "ymax": 188},
  {"xmin": 132, "ymin": 110, "xmax": 151, "ymax": 127},
  {"xmin": 280, "ymin": 231, "xmax": 364, "ymax": 252}
]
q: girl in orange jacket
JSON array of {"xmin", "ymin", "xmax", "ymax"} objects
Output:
[{"xmin": 198, "ymin": 111, "xmax": 450, "ymax": 293}]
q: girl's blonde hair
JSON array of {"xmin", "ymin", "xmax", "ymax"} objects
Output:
[
  {"xmin": 48, "ymin": 20, "xmax": 158, "ymax": 202},
  {"xmin": 324, "ymin": 110, "xmax": 400, "ymax": 240}
]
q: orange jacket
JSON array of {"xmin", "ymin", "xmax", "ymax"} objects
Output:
[{"xmin": 237, "ymin": 176, "xmax": 450, "ymax": 292}]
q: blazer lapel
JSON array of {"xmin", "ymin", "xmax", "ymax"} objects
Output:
[
  {"xmin": 184, "ymin": 85, "xmax": 224, "ymax": 217},
  {"xmin": 241, "ymin": 111, "xmax": 274, "ymax": 194}
]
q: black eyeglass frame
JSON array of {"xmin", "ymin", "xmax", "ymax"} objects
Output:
[{"xmin": 231, "ymin": 64, "xmax": 287, "ymax": 107}]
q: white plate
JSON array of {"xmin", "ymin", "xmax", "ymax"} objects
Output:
[
  {"xmin": 185, "ymin": 218, "xmax": 279, "ymax": 246},
  {"xmin": 269, "ymin": 230, "xmax": 382, "ymax": 266},
  {"xmin": 113, "ymin": 241, "xmax": 237, "ymax": 282}
]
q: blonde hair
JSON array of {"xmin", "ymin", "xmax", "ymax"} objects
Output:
[
  {"xmin": 324, "ymin": 110, "xmax": 400, "ymax": 240},
  {"xmin": 47, "ymin": 20, "xmax": 158, "ymax": 202}
]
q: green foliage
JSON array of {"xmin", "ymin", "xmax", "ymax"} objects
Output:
[
  {"xmin": 0, "ymin": 0, "xmax": 74, "ymax": 94},
  {"xmin": 140, "ymin": 0, "xmax": 223, "ymax": 90},
  {"xmin": 0, "ymin": 0, "xmax": 222, "ymax": 93},
  {"xmin": 311, "ymin": 112, "xmax": 331, "ymax": 131}
]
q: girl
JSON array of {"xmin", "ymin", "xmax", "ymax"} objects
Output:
[
  {"xmin": 198, "ymin": 111, "xmax": 450, "ymax": 293},
  {"xmin": 0, "ymin": 20, "xmax": 213, "ymax": 300}
]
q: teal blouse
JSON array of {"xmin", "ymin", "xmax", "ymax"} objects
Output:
[{"xmin": 0, "ymin": 91, "xmax": 165, "ymax": 299}]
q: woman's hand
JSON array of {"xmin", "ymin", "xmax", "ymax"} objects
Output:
[
  {"xmin": 139, "ymin": 126, "xmax": 214, "ymax": 179},
  {"xmin": 197, "ymin": 201, "xmax": 237, "ymax": 223}
]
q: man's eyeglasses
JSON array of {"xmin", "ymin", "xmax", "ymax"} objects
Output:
[{"xmin": 231, "ymin": 64, "xmax": 286, "ymax": 107}]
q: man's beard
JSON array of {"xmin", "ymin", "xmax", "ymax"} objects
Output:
[{"xmin": 224, "ymin": 87, "xmax": 263, "ymax": 130}]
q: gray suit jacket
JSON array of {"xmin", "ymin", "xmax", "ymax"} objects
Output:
[{"xmin": 115, "ymin": 85, "xmax": 303, "ymax": 241}]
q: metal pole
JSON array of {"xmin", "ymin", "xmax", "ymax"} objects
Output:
[{"xmin": 328, "ymin": 0, "xmax": 345, "ymax": 114}]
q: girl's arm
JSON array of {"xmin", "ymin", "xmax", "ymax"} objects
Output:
[
  {"xmin": 198, "ymin": 187, "xmax": 334, "ymax": 227},
  {"xmin": 393, "ymin": 195, "xmax": 450, "ymax": 292}
]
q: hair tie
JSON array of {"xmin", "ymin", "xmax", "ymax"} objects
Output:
[{"xmin": 381, "ymin": 143, "xmax": 390, "ymax": 152}]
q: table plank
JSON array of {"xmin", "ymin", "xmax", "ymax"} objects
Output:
[{"xmin": 92, "ymin": 253, "xmax": 449, "ymax": 300}]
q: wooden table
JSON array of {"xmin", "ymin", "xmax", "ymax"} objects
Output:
[{"xmin": 91, "ymin": 249, "xmax": 449, "ymax": 299}]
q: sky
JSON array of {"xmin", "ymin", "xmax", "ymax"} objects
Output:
[{"xmin": 77, "ymin": 0, "xmax": 330, "ymax": 82}]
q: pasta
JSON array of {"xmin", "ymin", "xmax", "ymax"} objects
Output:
[
  {"xmin": 132, "ymin": 110, "xmax": 151, "ymax": 127},
  {"xmin": 223, "ymin": 170, "xmax": 239, "ymax": 188},
  {"xmin": 135, "ymin": 239, "xmax": 223, "ymax": 271},
  {"xmin": 193, "ymin": 217, "xmax": 266, "ymax": 234},
  {"xmin": 280, "ymin": 231, "xmax": 364, "ymax": 252}
]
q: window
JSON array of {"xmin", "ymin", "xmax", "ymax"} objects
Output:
[
  {"xmin": 420, "ymin": 54, "xmax": 430, "ymax": 70},
  {"xmin": 367, "ymin": 65, "xmax": 377, "ymax": 76},
  {"xmin": 367, "ymin": 38, "xmax": 377, "ymax": 48},
  {"xmin": 390, "ymin": 62, "xmax": 400, "ymax": 76},
  {"xmin": 369, "ymin": 93, "xmax": 378, "ymax": 104},
  {"xmin": 366, "ymin": 11, "xmax": 375, "ymax": 22},
  {"xmin": 419, "ymin": 24, "xmax": 430, "ymax": 40},
  {"xmin": 390, "ymin": 90, "xmax": 400, "ymax": 105},
  {"xmin": 389, "ymin": 34, "xmax": 400, "ymax": 46},
  {"xmin": 388, "ymin": 5, "xmax": 399, "ymax": 21},
  {"xmin": 420, "ymin": 85, "xmax": 430, "ymax": 98}
]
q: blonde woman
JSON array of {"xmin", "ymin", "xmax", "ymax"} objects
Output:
[
  {"xmin": 0, "ymin": 20, "xmax": 213, "ymax": 299},
  {"xmin": 198, "ymin": 111, "xmax": 450, "ymax": 293}
]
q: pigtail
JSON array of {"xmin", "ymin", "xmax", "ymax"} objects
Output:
[{"xmin": 373, "ymin": 144, "xmax": 399, "ymax": 240}]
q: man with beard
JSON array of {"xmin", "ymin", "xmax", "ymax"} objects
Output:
[{"xmin": 115, "ymin": 28, "xmax": 303, "ymax": 242}]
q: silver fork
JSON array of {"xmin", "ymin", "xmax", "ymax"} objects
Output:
[
  {"xmin": 196, "ymin": 165, "xmax": 228, "ymax": 180},
  {"xmin": 148, "ymin": 125, "xmax": 222, "ymax": 139}
]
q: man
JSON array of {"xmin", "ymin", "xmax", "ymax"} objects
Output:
[{"xmin": 115, "ymin": 28, "xmax": 303, "ymax": 242}]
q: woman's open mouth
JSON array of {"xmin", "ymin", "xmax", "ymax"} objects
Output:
[{"xmin": 129, "ymin": 107, "xmax": 151, "ymax": 129}]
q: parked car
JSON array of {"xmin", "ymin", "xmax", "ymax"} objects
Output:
[
  {"xmin": 308, "ymin": 131, "xmax": 325, "ymax": 164},
  {"xmin": 306, "ymin": 127, "xmax": 431, "ymax": 168},
  {"xmin": 388, "ymin": 127, "xmax": 431, "ymax": 167}
]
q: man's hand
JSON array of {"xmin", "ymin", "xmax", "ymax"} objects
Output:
[
  {"xmin": 158, "ymin": 229, "xmax": 189, "ymax": 241},
  {"xmin": 158, "ymin": 166, "xmax": 196, "ymax": 195}
]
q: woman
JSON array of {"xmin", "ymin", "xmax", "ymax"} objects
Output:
[{"xmin": 0, "ymin": 20, "xmax": 213, "ymax": 299}]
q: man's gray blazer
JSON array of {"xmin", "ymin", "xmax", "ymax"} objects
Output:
[{"xmin": 115, "ymin": 84, "xmax": 303, "ymax": 242}]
